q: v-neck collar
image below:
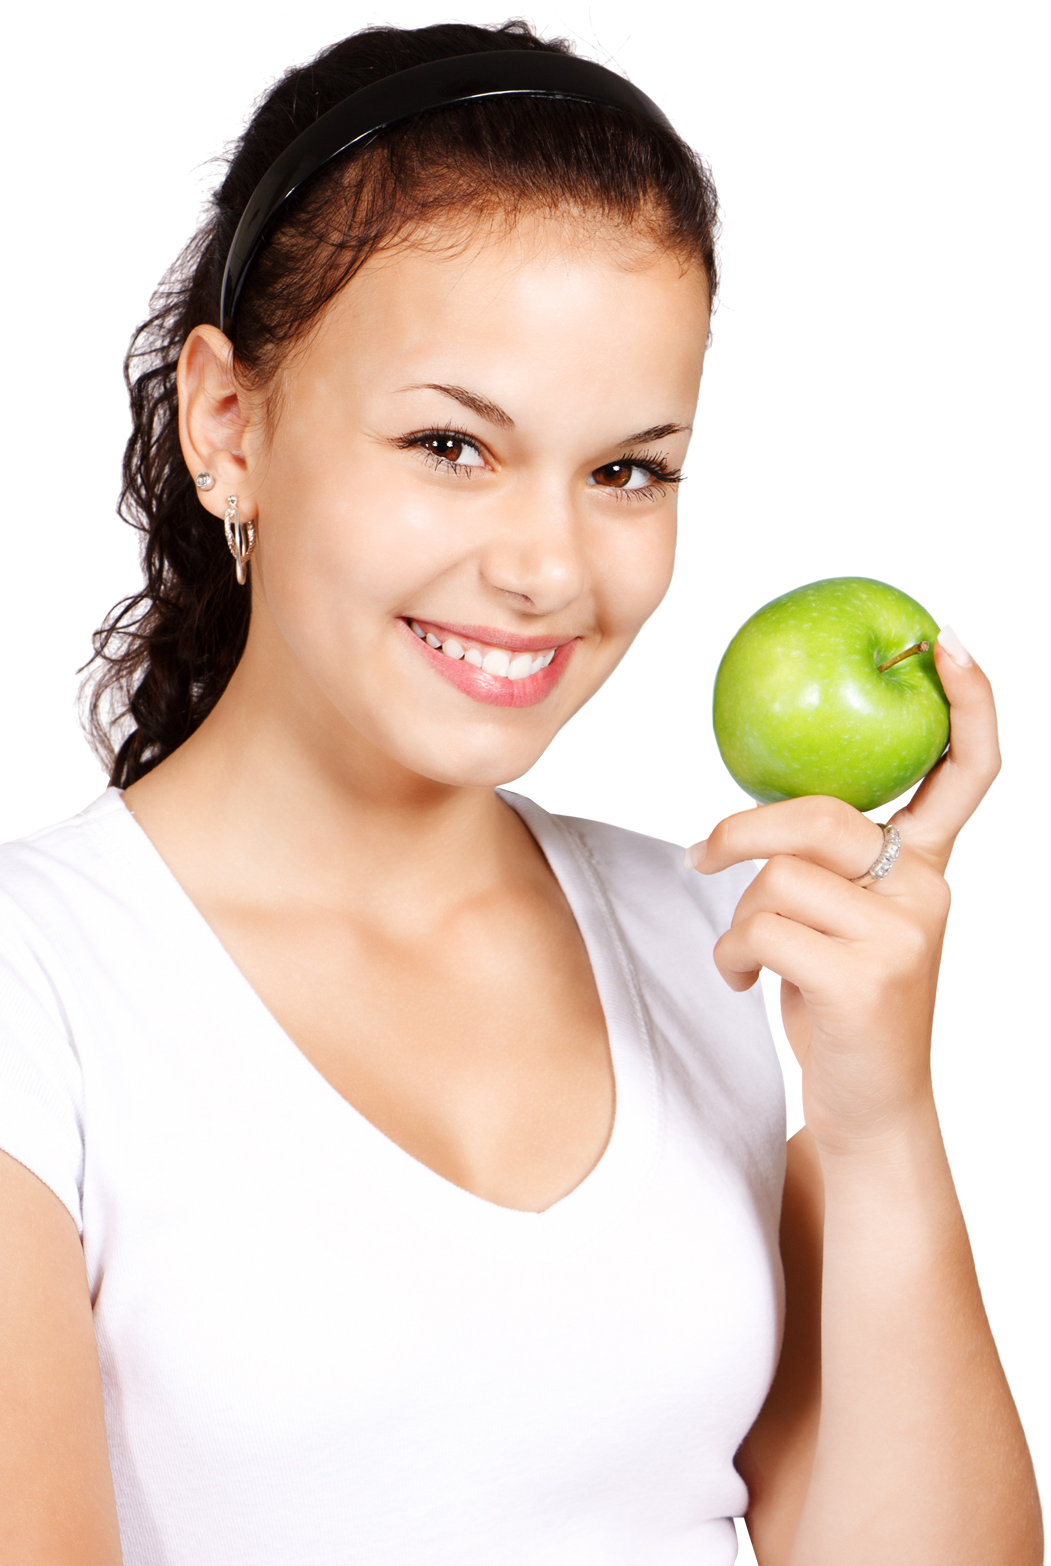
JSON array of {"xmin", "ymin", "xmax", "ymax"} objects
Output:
[{"xmin": 91, "ymin": 786, "xmax": 664, "ymax": 1262}]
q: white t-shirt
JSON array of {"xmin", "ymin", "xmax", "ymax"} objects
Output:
[{"xmin": 0, "ymin": 787, "xmax": 785, "ymax": 1566}]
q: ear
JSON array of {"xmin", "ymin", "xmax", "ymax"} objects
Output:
[{"xmin": 177, "ymin": 326, "xmax": 259, "ymax": 518}]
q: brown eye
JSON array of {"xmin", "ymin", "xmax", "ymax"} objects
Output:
[
  {"xmin": 410, "ymin": 433, "xmax": 486, "ymax": 470},
  {"xmin": 591, "ymin": 461, "xmax": 635, "ymax": 489},
  {"xmin": 424, "ymin": 435, "xmax": 466, "ymax": 462}
]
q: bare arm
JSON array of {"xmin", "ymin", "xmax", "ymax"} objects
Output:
[
  {"xmin": 799, "ymin": 1100, "xmax": 1039, "ymax": 1563},
  {"xmin": 693, "ymin": 636, "xmax": 1043, "ymax": 1565},
  {"xmin": 0, "ymin": 1149, "xmax": 122, "ymax": 1564},
  {"xmin": 740, "ymin": 1126, "xmax": 1041, "ymax": 1565}
]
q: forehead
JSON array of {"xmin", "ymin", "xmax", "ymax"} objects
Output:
[{"xmin": 292, "ymin": 211, "xmax": 710, "ymax": 412}]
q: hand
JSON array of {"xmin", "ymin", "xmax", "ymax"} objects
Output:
[{"xmin": 687, "ymin": 631, "xmax": 1001, "ymax": 1154}]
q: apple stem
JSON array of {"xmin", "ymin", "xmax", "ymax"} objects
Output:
[{"xmin": 877, "ymin": 640, "xmax": 930, "ymax": 673}]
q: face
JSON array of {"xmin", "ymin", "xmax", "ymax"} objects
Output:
[{"xmin": 185, "ymin": 213, "xmax": 710, "ymax": 788}]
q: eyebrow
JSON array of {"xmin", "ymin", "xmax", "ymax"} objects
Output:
[
  {"xmin": 617, "ymin": 423, "xmax": 692, "ymax": 446},
  {"xmin": 398, "ymin": 383, "xmax": 515, "ymax": 428},
  {"xmin": 397, "ymin": 387, "xmax": 691, "ymax": 449}
]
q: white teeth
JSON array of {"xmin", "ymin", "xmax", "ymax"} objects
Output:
[
  {"xmin": 413, "ymin": 622, "xmax": 558, "ymax": 679},
  {"xmin": 482, "ymin": 649, "xmax": 511, "ymax": 678}
]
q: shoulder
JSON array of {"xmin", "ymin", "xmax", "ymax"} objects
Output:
[
  {"xmin": 0, "ymin": 783, "xmax": 134, "ymax": 914},
  {"xmin": 0, "ymin": 789, "xmax": 136, "ymax": 1087},
  {"xmin": 0, "ymin": 787, "xmax": 153, "ymax": 1042},
  {"xmin": 500, "ymin": 789, "xmax": 767, "ymax": 1044},
  {"xmin": 0, "ymin": 789, "xmax": 189, "ymax": 1234},
  {"xmin": 501, "ymin": 795, "xmax": 798, "ymax": 1140},
  {"xmin": 502, "ymin": 788, "xmax": 756, "ymax": 945}
]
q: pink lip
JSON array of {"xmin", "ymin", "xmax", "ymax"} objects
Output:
[
  {"xmin": 399, "ymin": 618, "xmax": 577, "ymax": 708},
  {"xmin": 412, "ymin": 618, "xmax": 577, "ymax": 654}
]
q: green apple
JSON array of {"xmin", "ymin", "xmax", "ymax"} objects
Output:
[{"xmin": 712, "ymin": 577, "xmax": 950, "ymax": 812}]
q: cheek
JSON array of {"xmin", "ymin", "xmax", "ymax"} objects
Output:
[
  {"xmin": 256, "ymin": 456, "xmax": 465, "ymax": 635},
  {"xmin": 592, "ymin": 512, "xmax": 678, "ymax": 644}
]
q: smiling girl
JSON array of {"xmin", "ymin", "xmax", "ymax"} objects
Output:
[{"xmin": 0, "ymin": 19, "xmax": 1040, "ymax": 1566}]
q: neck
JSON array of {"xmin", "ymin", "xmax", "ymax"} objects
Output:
[{"xmin": 121, "ymin": 630, "xmax": 526, "ymax": 922}]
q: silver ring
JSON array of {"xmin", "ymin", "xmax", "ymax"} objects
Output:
[{"xmin": 852, "ymin": 823, "xmax": 901, "ymax": 886}]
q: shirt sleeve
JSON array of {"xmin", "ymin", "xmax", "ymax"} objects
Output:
[{"xmin": 0, "ymin": 893, "xmax": 85, "ymax": 1233}]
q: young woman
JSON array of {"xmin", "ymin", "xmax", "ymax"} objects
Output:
[{"xmin": 0, "ymin": 20, "xmax": 1040, "ymax": 1566}]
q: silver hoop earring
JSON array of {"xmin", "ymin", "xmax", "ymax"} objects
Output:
[
  {"xmin": 224, "ymin": 495, "xmax": 257, "ymax": 586},
  {"xmin": 195, "ymin": 471, "xmax": 215, "ymax": 491}
]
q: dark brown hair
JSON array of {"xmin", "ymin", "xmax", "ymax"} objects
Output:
[{"xmin": 85, "ymin": 20, "xmax": 720, "ymax": 786}]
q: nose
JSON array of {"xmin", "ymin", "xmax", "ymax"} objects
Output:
[{"xmin": 477, "ymin": 481, "xmax": 590, "ymax": 617}]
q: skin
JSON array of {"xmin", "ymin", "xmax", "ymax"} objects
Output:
[
  {"xmin": 699, "ymin": 710, "xmax": 1043, "ymax": 1562},
  {"xmin": 139, "ymin": 216, "xmax": 701, "ymax": 1211},
  {"xmin": 0, "ymin": 211, "xmax": 1041, "ymax": 1564}
]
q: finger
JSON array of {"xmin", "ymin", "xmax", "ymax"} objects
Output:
[
  {"xmin": 732, "ymin": 853, "xmax": 893, "ymax": 941},
  {"xmin": 689, "ymin": 795, "xmax": 885, "ymax": 883},
  {"xmin": 714, "ymin": 910, "xmax": 850, "ymax": 993},
  {"xmin": 891, "ymin": 629, "xmax": 1001, "ymax": 866}
]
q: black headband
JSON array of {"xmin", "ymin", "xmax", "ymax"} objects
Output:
[{"xmin": 219, "ymin": 50, "xmax": 674, "ymax": 333}]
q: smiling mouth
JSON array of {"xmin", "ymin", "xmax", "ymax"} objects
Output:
[
  {"xmin": 402, "ymin": 617, "xmax": 576, "ymax": 708},
  {"xmin": 409, "ymin": 619, "xmax": 557, "ymax": 679}
]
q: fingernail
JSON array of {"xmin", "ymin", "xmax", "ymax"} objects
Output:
[
  {"xmin": 937, "ymin": 625, "xmax": 973, "ymax": 668},
  {"xmin": 684, "ymin": 840, "xmax": 708, "ymax": 870}
]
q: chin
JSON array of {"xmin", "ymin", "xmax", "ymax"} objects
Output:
[{"xmin": 400, "ymin": 733, "xmax": 553, "ymax": 791}]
